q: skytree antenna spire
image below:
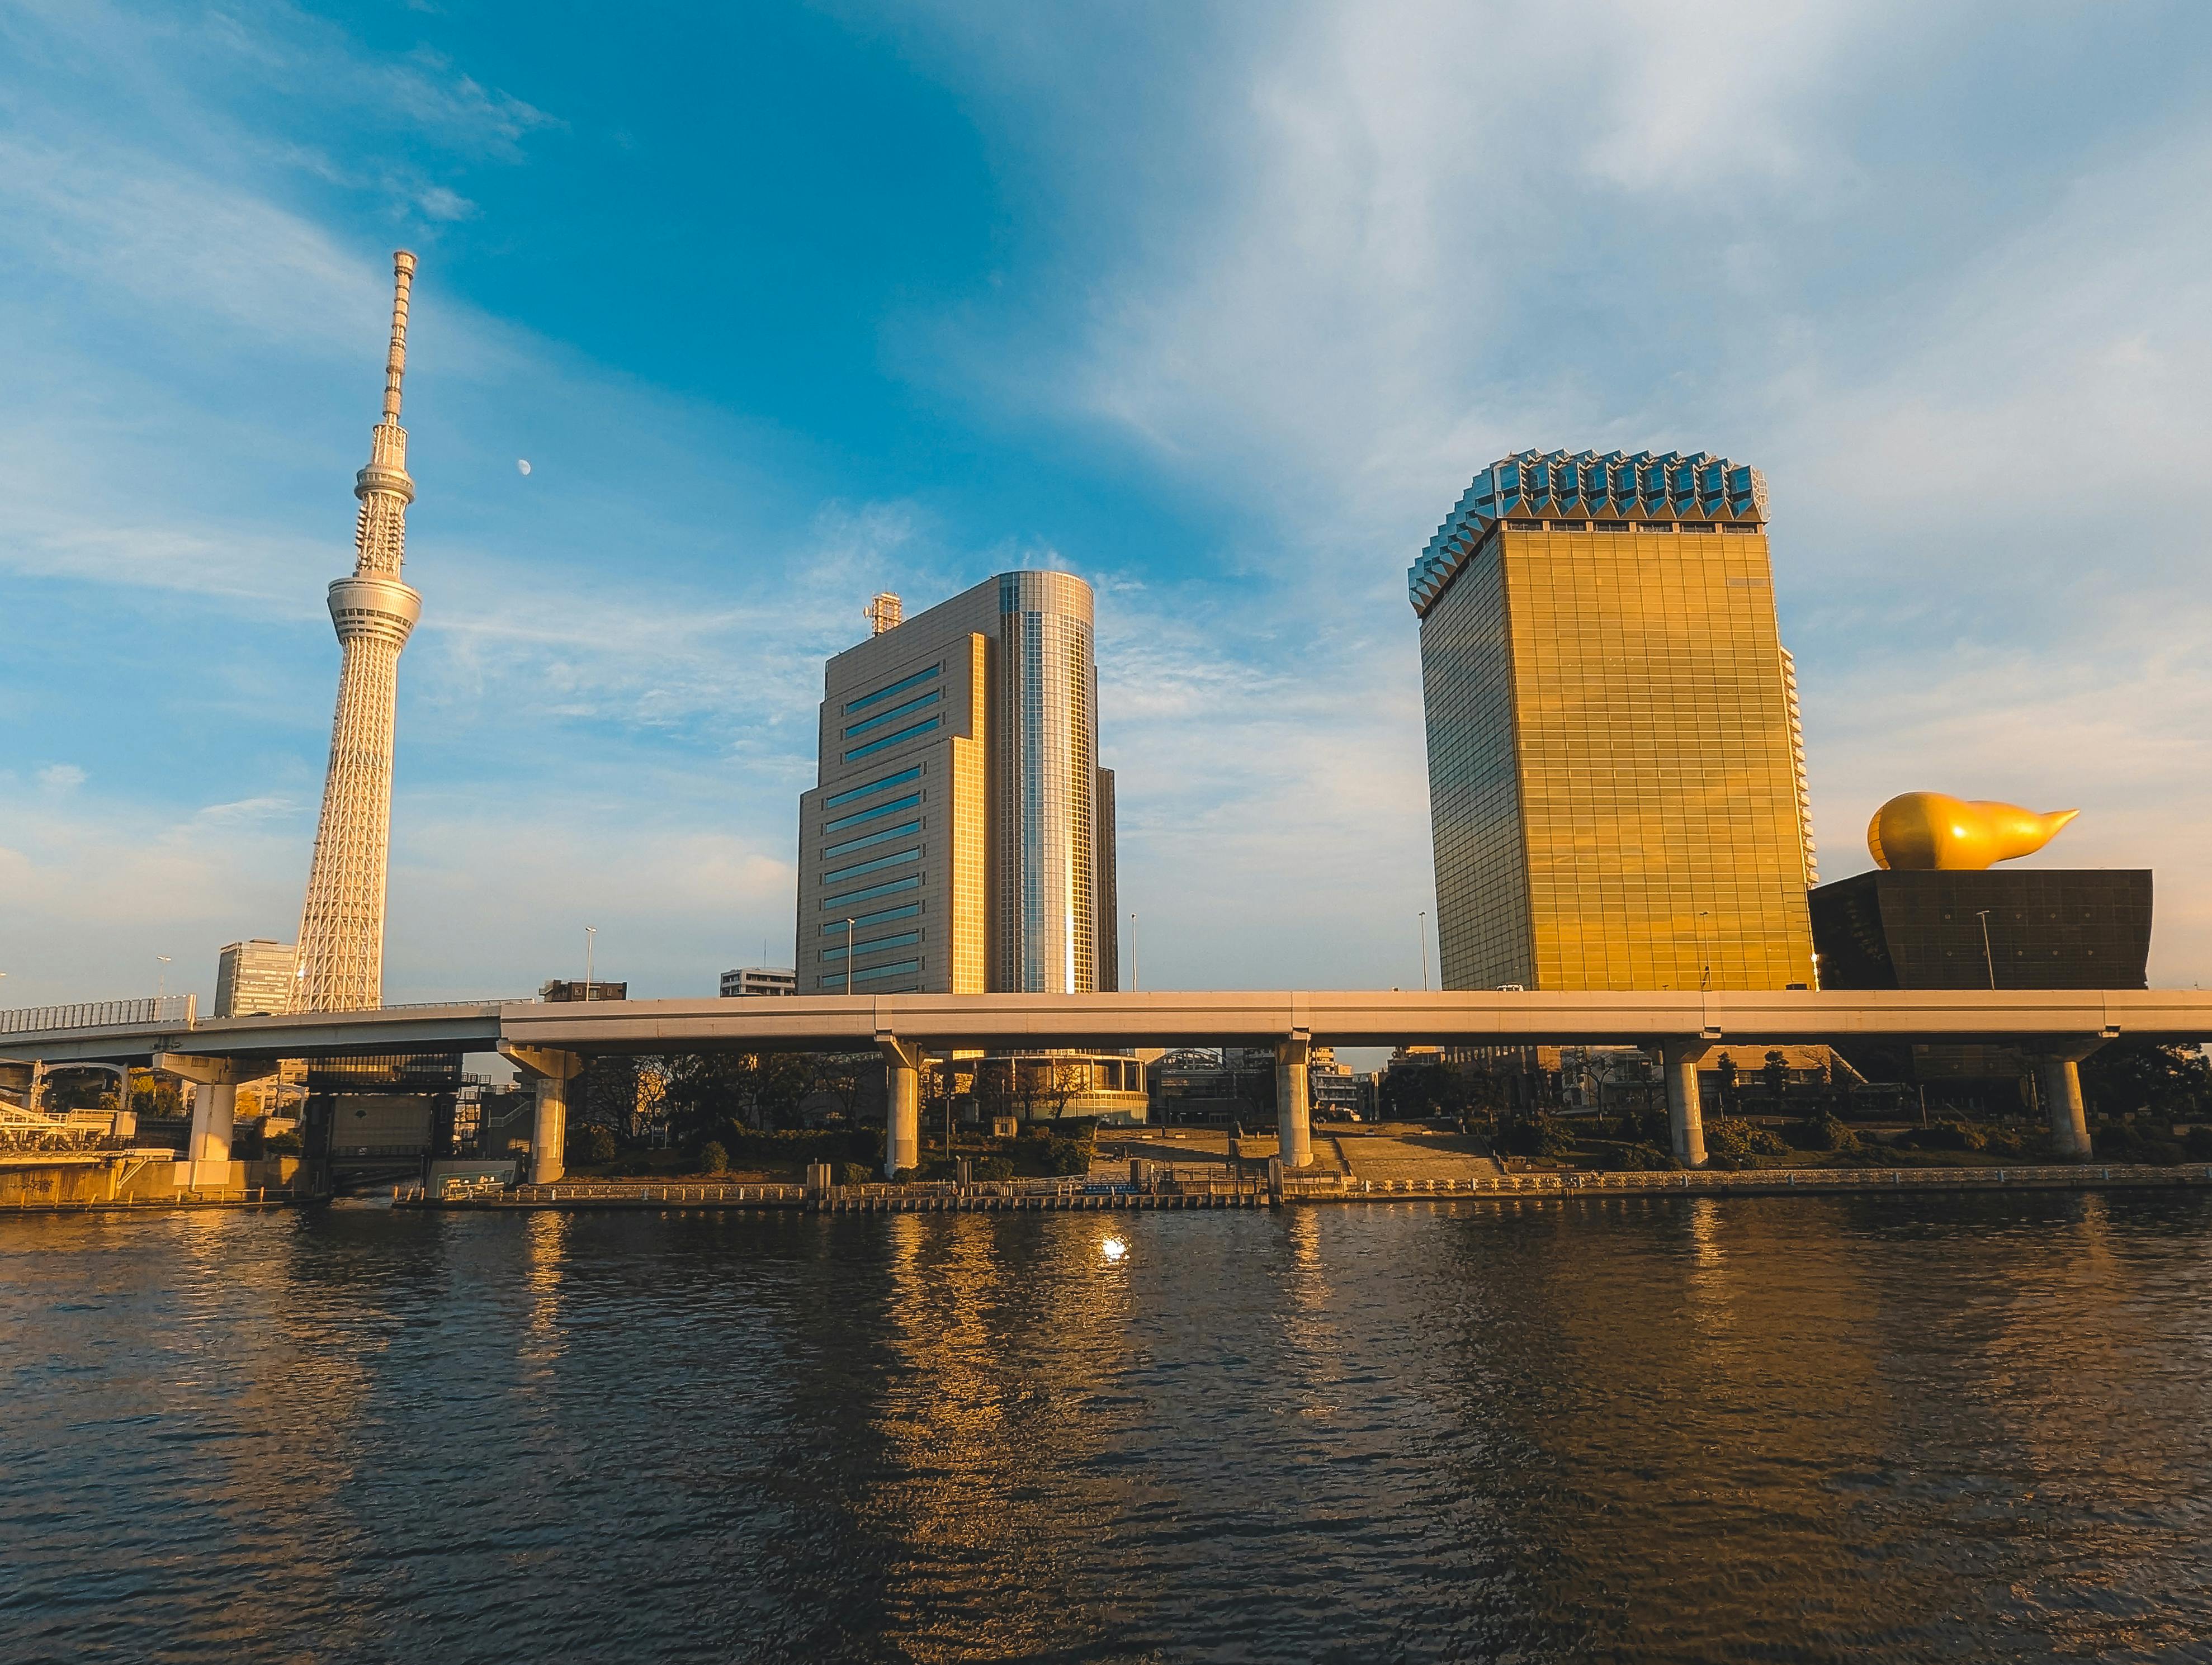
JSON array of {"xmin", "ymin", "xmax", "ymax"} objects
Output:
[{"xmin": 294, "ymin": 250, "xmax": 423, "ymax": 1011}]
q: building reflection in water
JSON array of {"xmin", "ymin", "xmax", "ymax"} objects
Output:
[
  {"xmin": 12, "ymin": 1194, "xmax": 2212, "ymax": 1662},
  {"xmin": 853, "ymin": 1212, "xmax": 1138, "ymax": 1661}
]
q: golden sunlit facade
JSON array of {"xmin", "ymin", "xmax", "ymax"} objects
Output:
[{"xmin": 1412, "ymin": 450, "xmax": 1817, "ymax": 992}]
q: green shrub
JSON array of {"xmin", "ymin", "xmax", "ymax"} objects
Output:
[
  {"xmin": 2093, "ymin": 1123, "xmax": 2184, "ymax": 1166},
  {"xmin": 1703, "ymin": 1118, "xmax": 1786, "ymax": 1169},
  {"xmin": 1604, "ymin": 1141, "xmax": 1679, "ymax": 1172},
  {"xmin": 1785, "ymin": 1114, "xmax": 1860, "ymax": 1153},
  {"xmin": 263, "ymin": 1130, "xmax": 303, "ymax": 1155},
  {"xmin": 839, "ymin": 1161, "xmax": 875, "ymax": 1184},
  {"xmin": 578, "ymin": 1125, "xmax": 617, "ymax": 1165},
  {"xmin": 698, "ymin": 1141, "xmax": 729, "ymax": 1174},
  {"xmin": 1044, "ymin": 1136, "xmax": 1093, "ymax": 1176},
  {"xmin": 2186, "ymin": 1126, "xmax": 2212, "ymax": 1161},
  {"xmin": 971, "ymin": 1156, "xmax": 1014, "ymax": 1181},
  {"xmin": 1496, "ymin": 1113, "xmax": 1576, "ymax": 1158},
  {"xmin": 1610, "ymin": 1105, "xmax": 1663, "ymax": 1141},
  {"xmin": 1896, "ymin": 1122, "xmax": 1985, "ymax": 1153}
]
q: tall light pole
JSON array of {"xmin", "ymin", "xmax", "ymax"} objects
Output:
[
  {"xmin": 845, "ymin": 918, "xmax": 856, "ymax": 995},
  {"xmin": 1975, "ymin": 910, "xmax": 1996, "ymax": 990},
  {"xmin": 157, "ymin": 955, "xmax": 171, "ymax": 1000},
  {"xmin": 584, "ymin": 925, "xmax": 597, "ymax": 1001},
  {"xmin": 1129, "ymin": 912, "xmax": 1139, "ymax": 993},
  {"xmin": 1696, "ymin": 911, "xmax": 1712, "ymax": 992},
  {"xmin": 1417, "ymin": 911, "xmax": 1429, "ymax": 993}
]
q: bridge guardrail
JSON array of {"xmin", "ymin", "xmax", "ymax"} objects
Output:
[{"xmin": 1, "ymin": 997, "xmax": 196, "ymax": 1037}]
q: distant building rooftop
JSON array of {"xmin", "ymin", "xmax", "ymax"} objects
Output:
[{"xmin": 1409, "ymin": 448, "xmax": 1769, "ymax": 616}]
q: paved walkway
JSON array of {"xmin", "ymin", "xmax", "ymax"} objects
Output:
[{"xmin": 1331, "ymin": 1136, "xmax": 1502, "ymax": 1183}]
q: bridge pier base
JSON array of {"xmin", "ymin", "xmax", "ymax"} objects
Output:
[
  {"xmin": 2035, "ymin": 1048, "xmax": 2097, "ymax": 1157},
  {"xmin": 880, "ymin": 1036, "xmax": 921, "ymax": 1178},
  {"xmin": 157, "ymin": 1053, "xmax": 277, "ymax": 1188},
  {"xmin": 1660, "ymin": 1042, "xmax": 1710, "ymax": 1169},
  {"xmin": 499, "ymin": 1044, "xmax": 583, "ymax": 1185},
  {"xmin": 1276, "ymin": 1037, "xmax": 1311, "ymax": 1169}
]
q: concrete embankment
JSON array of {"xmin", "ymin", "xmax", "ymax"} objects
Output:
[
  {"xmin": 1, "ymin": 1152, "xmax": 306, "ymax": 1212},
  {"xmin": 402, "ymin": 1162, "xmax": 2212, "ymax": 1213}
]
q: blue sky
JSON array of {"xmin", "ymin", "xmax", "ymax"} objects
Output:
[{"xmin": 4, "ymin": 0, "xmax": 2211, "ymax": 1009}]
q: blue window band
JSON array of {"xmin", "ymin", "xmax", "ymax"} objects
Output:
[
  {"xmin": 822, "ymin": 903, "xmax": 919, "ymax": 934},
  {"xmin": 821, "ymin": 873, "xmax": 920, "ymax": 910},
  {"xmin": 823, "ymin": 821, "xmax": 919, "ymax": 859},
  {"xmin": 823, "ymin": 793, "xmax": 921, "ymax": 834},
  {"xmin": 844, "ymin": 664, "xmax": 941, "ymax": 715},
  {"xmin": 843, "ymin": 717, "xmax": 940, "ymax": 761},
  {"xmin": 820, "ymin": 959, "xmax": 921, "ymax": 987},
  {"xmin": 823, "ymin": 848, "xmax": 920, "ymax": 886},
  {"xmin": 821, "ymin": 931, "xmax": 921, "ymax": 961},
  {"xmin": 823, "ymin": 766, "xmax": 921, "ymax": 810},
  {"xmin": 843, "ymin": 689, "xmax": 942, "ymax": 739}
]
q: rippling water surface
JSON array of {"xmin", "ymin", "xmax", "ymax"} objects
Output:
[{"xmin": 5, "ymin": 1194, "xmax": 2212, "ymax": 1662}]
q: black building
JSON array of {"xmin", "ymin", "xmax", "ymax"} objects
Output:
[{"xmin": 1809, "ymin": 869, "xmax": 2151, "ymax": 991}]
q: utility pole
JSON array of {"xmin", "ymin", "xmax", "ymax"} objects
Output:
[
  {"xmin": 1975, "ymin": 910, "xmax": 1996, "ymax": 990},
  {"xmin": 584, "ymin": 925, "xmax": 596, "ymax": 1001},
  {"xmin": 845, "ymin": 918, "xmax": 856, "ymax": 995},
  {"xmin": 1417, "ymin": 911, "xmax": 1429, "ymax": 993},
  {"xmin": 1129, "ymin": 912, "xmax": 1139, "ymax": 993}
]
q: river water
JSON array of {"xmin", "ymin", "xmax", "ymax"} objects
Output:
[{"xmin": 4, "ymin": 1194, "xmax": 2211, "ymax": 1663}]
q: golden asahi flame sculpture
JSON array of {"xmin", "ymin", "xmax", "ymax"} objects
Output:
[{"xmin": 1868, "ymin": 793, "xmax": 2078, "ymax": 872}]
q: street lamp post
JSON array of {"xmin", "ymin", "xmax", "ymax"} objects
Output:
[
  {"xmin": 845, "ymin": 918, "xmax": 856, "ymax": 995},
  {"xmin": 1129, "ymin": 912, "xmax": 1139, "ymax": 993},
  {"xmin": 1975, "ymin": 910, "xmax": 1996, "ymax": 990},
  {"xmin": 157, "ymin": 955, "xmax": 172, "ymax": 1000},
  {"xmin": 584, "ymin": 926, "xmax": 597, "ymax": 1002},
  {"xmin": 1417, "ymin": 911, "xmax": 1429, "ymax": 993}
]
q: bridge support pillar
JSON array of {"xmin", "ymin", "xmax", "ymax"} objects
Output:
[
  {"xmin": 1658, "ymin": 1041, "xmax": 1712, "ymax": 1169},
  {"xmin": 879, "ymin": 1036, "xmax": 921, "ymax": 1179},
  {"xmin": 156, "ymin": 1053, "xmax": 278, "ymax": 1188},
  {"xmin": 2033, "ymin": 1045, "xmax": 2100, "ymax": 1157},
  {"xmin": 1275, "ymin": 1037, "xmax": 1311, "ymax": 1170},
  {"xmin": 499, "ymin": 1044, "xmax": 584, "ymax": 1185}
]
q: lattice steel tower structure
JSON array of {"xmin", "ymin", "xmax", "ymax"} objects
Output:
[{"xmin": 293, "ymin": 250, "xmax": 423, "ymax": 1011}]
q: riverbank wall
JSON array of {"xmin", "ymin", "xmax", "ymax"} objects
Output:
[{"xmin": 403, "ymin": 1162, "xmax": 2212, "ymax": 1213}]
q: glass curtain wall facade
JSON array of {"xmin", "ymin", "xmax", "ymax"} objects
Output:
[
  {"xmin": 796, "ymin": 570, "xmax": 1118, "ymax": 996},
  {"xmin": 214, "ymin": 939, "xmax": 298, "ymax": 1018},
  {"xmin": 1411, "ymin": 450, "xmax": 1818, "ymax": 992}
]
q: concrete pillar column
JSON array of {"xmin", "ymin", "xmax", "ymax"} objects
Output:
[
  {"xmin": 530, "ymin": 1075, "xmax": 567, "ymax": 1184},
  {"xmin": 1275, "ymin": 1038, "xmax": 1311, "ymax": 1170},
  {"xmin": 187, "ymin": 1081, "xmax": 238, "ymax": 1185},
  {"xmin": 880, "ymin": 1037, "xmax": 921, "ymax": 1179},
  {"xmin": 155, "ymin": 1053, "xmax": 275, "ymax": 1190},
  {"xmin": 1660, "ymin": 1041, "xmax": 1710, "ymax": 1169},
  {"xmin": 497, "ymin": 1044, "xmax": 584, "ymax": 1188},
  {"xmin": 2036, "ymin": 1053, "xmax": 2093, "ymax": 1157}
]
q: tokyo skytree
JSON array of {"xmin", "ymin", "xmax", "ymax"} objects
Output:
[{"xmin": 293, "ymin": 250, "xmax": 423, "ymax": 1011}]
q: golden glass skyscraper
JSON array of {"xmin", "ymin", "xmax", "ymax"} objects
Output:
[{"xmin": 1410, "ymin": 450, "xmax": 1818, "ymax": 992}]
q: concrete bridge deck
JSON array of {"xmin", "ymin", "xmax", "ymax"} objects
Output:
[
  {"xmin": 7, "ymin": 988, "xmax": 2209, "ymax": 1186},
  {"xmin": 7, "ymin": 987, "xmax": 2211, "ymax": 1065}
]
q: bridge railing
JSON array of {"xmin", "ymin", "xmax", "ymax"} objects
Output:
[{"xmin": 0, "ymin": 997, "xmax": 196, "ymax": 1037}]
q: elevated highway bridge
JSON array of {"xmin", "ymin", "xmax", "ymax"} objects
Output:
[{"xmin": 7, "ymin": 988, "xmax": 2209, "ymax": 1182}]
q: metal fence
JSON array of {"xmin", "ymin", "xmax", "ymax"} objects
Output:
[{"xmin": 0, "ymin": 997, "xmax": 196, "ymax": 1036}]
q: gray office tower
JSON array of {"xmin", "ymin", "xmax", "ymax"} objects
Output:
[{"xmin": 797, "ymin": 571, "xmax": 1118, "ymax": 996}]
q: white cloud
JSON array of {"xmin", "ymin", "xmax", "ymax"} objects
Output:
[{"xmin": 36, "ymin": 765, "xmax": 87, "ymax": 792}]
